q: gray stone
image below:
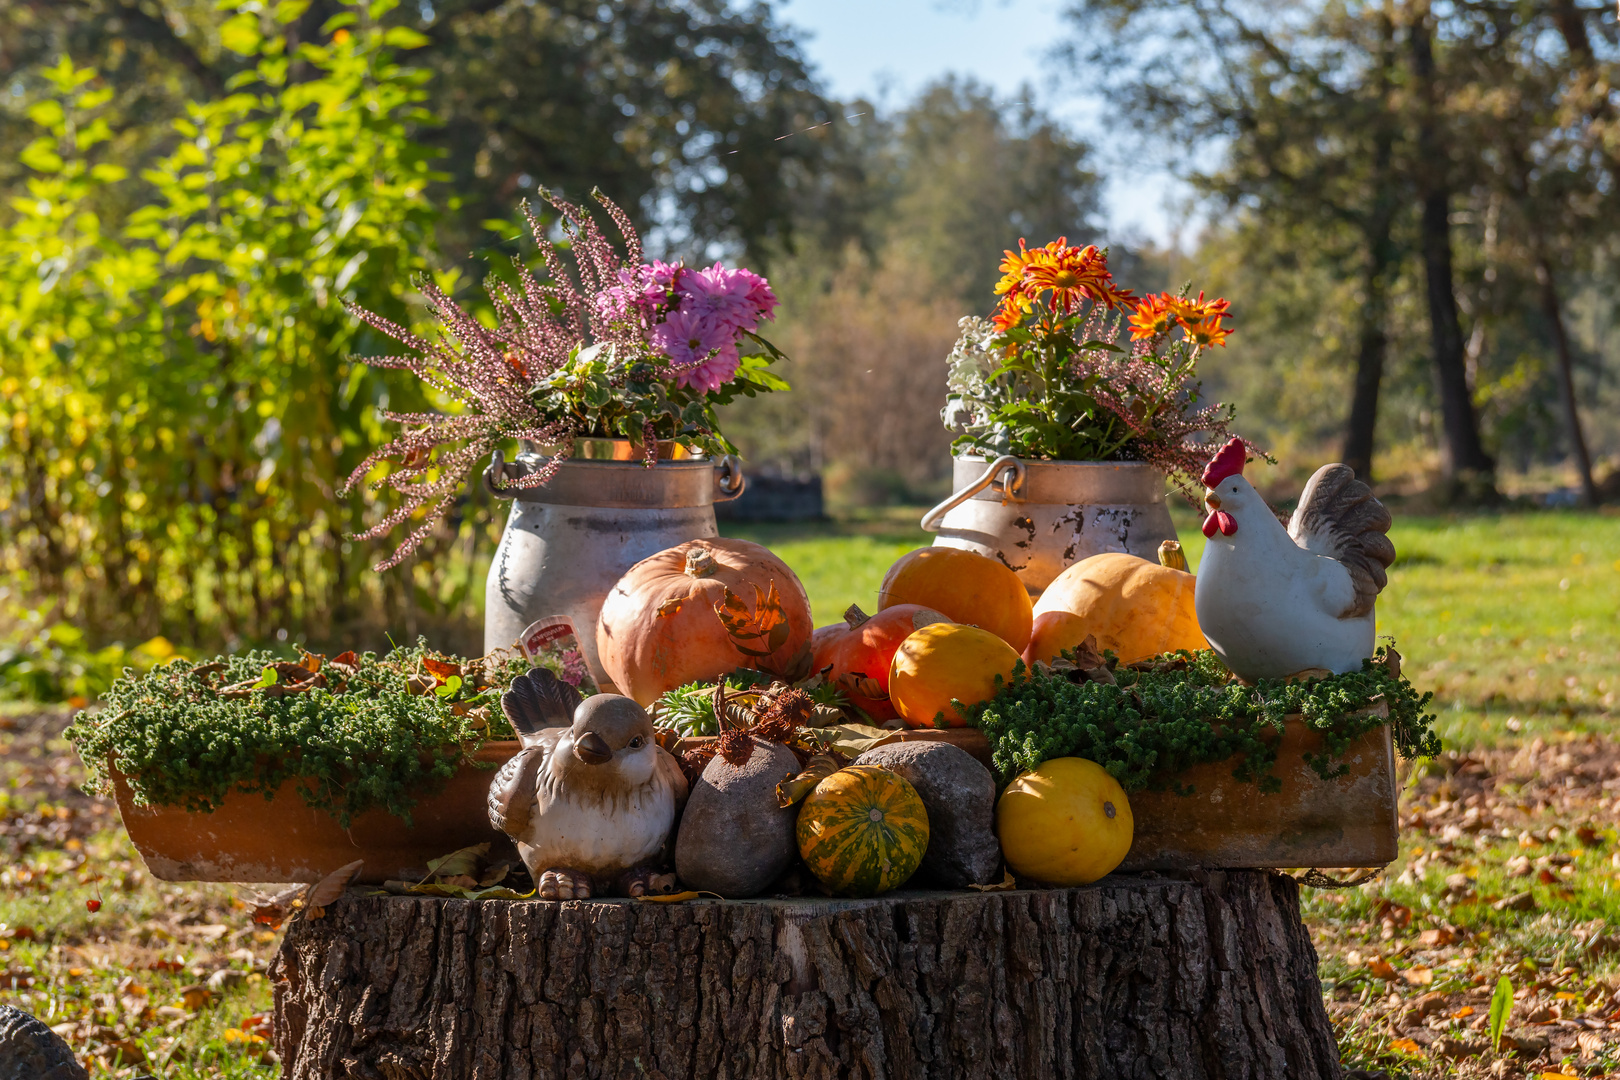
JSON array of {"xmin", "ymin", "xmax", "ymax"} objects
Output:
[
  {"xmin": 675, "ymin": 739, "xmax": 800, "ymax": 898},
  {"xmin": 0, "ymin": 1004, "xmax": 87, "ymax": 1080},
  {"xmin": 855, "ymin": 741, "xmax": 1002, "ymax": 888}
]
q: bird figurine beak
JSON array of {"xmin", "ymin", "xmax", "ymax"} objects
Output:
[
  {"xmin": 573, "ymin": 731, "xmax": 613, "ymax": 765},
  {"xmin": 1201, "ymin": 490, "xmax": 1238, "ymax": 539}
]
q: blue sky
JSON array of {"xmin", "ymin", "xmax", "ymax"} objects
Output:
[{"xmin": 774, "ymin": 0, "xmax": 1189, "ymax": 246}]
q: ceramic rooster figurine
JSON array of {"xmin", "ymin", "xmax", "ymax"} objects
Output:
[
  {"xmin": 1192, "ymin": 438, "xmax": 1396, "ymax": 681},
  {"xmin": 486, "ymin": 667, "xmax": 687, "ymax": 900}
]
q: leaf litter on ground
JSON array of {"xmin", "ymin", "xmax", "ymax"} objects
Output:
[
  {"xmin": 0, "ymin": 706, "xmax": 283, "ymax": 1077},
  {"xmin": 1317, "ymin": 736, "xmax": 1620, "ymax": 1078}
]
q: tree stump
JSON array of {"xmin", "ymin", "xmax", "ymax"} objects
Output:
[{"xmin": 271, "ymin": 871, "xmax": 1341, "ymax": 1080}]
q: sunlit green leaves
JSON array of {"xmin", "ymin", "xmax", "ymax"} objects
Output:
[
  {"xmin": 25, "ymin": 100, "xmax": 66, "ymax": 133},
  {"xmin": 381, "ymin": 26, "xmax": 430, "ymax": 50},
  {"xmin": 218, "ymin": 13, "xmax": 262, "ymax": 56},
  {"xmin": 0, "ymin": 9, "xmax": 452, "ymax": 650},
  {"xmin": 1489, "ymin": 974, "xmax": 1513, "ymax": 1052}
]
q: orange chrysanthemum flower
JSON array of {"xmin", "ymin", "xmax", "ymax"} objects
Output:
[
  {"xmin": 1176, "ymin": 292, "xmax": 1233, "ymax": 346},
  {"xmin": 1182, "ymin": 314, "xmax": 1231, "ymax": 348},
  {"xmin": 1127, "ymin": 293, "xmax": 1179, "ymax": 340},
  {"xmin": 1127, "ymin": 290, "xmax": 1233, "ymax": 346},
  {"xmin": 992, "ymin": 238, "xmax": 1133, "ymax": 330}
]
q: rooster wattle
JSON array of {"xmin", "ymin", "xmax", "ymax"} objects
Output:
[{"xmin": 1192, "ymin": 438, "xmax": 1396, "ymax": 681}]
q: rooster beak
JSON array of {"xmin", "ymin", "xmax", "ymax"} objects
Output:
[
  {"xmin": 1204, "ymin": 491, "xmax": 1222, "ymax": 510},
  {"xmin": 573, "ymin": 731, "xmax": 613, "ymax": 765}
]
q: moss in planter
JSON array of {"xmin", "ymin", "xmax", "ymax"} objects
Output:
[
  {"xmin": 961, "ymin": 646, "xmax": 1439, "ymax": 792},
  {"xmin": 67, "ymin": 644, "xmax": 536, "ymax": 826}
]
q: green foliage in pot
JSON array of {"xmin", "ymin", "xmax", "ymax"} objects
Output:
[
  {"xmin": 959, "ymin": 645, "xmax": 1439, "ymax": 789},
  {"xmin": 67, "ymin": 645, "xmax": 532, "ymax": 826}
]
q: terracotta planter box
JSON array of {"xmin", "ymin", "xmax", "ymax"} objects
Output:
[
  {"xmin": 682, "ymin": 714, "xmax": 1397, "ymax": 873},
  {"xmin": 111, "ymin": 742, "xmax": 520, "ymax": 885}
]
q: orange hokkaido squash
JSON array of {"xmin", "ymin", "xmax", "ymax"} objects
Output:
[
  {"xmin": 878, "ymin": 547, "xmax": 1033, "ymax": 652},
  {"xmin": 596, "ymin": 538, "xmax": 813, "ymax": 705},
  {"xmin": 1030, "ymin": 550, "xmax": 1205, "ymax": 665},
  {"xmin": 811, "ymin": 604, "xmax": 949, "ymax": 720},
  {"xmin": 1023, "ymin": 610, "xmax": 1093, "ymax": 667},
  {"xmin": 888, "ymin": 622, "xmax": 1021, "ymax": 728}
]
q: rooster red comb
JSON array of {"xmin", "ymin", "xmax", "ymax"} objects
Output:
[{"xmin": 1201, "ymin": 438, "xmax": 1248, "ymax": 488}]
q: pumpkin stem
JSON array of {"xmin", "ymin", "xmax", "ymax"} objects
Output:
[
  {"xmin": 842, "ymin": 604, "xmax": 870, "ymax": 630},
  {"xmin": 1157, "ymin": 540, "xmax": 1189, "ymax": 572},
  {"xmin": 684, "ymin": 547, "xmax": 719, "ymax": 579}
]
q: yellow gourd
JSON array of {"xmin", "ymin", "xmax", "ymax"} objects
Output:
[
  {"xmin": 1030, "ymin": 548, "xmax": 1205, "ymax": 665},
  {"xmin": 888, "ymin": 623, "xmax": 1021, "ymax": 728},
  {"xmin": 996, "ymin": 757, "xmax": 1133, "ymax": 885}
]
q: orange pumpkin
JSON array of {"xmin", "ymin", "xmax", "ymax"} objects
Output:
[
  {"xmin": 878, "ymin": 547, "xmax": 1033, "ymax": 652},
  {"xmin": 596, "ymin": 538, "xmax": 814, "ymax": 705},
  {"xmin": 811, "ymin": 604, "xmax": 949, "ymax": 720},
  {"xmin": 1030, "ymin": 551, "xmax": 1205, "ymax": 665},
  {"xmin": 888, "ymin": 622, "xmax": 1021, "ymax": 728},
  {"xmin": 1023, "ymin": 610, "xmax": 1093, "ymax": 667}
]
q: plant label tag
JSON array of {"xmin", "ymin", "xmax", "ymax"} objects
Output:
[{"xmin": 516, "ymin": 616, "xmax": 599, "ymax": 695}]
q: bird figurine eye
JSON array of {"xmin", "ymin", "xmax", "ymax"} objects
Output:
[{"xmin": 628, "ymin": 736, "xmax": 645, "ymax": 749}]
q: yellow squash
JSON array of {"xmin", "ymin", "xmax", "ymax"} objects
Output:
[{"xmin": 996, "ymin": 757, "xmax": 1133, "ymax": 885}]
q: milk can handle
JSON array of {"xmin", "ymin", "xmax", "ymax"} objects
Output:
[
  {"xmin": 919, "ymin": 455, "xmax": 1025, "ymax": 532},
  {"xmin": 714, "ymin": 455, "xmax": 746, "ymax": 503},
  {"xmin": 483, "ymin": 448, "xmax": 530, "ymax": 498}
]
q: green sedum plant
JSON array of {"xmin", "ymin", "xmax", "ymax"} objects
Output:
[
  {"xmin": 960, "ymin": 646, "xmax": 1439, "ymax": 791},
  {"xmin": 67, "ymin": 645, "xmax": 530, "ymax": 826}
]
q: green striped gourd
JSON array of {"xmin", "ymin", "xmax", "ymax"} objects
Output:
[{"xmin": 795, "ymin": 764, "xmax": 929, "ymax": 897}]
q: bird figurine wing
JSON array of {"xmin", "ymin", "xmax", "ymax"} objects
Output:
[
  {"xmin": 487, "ymin": 736, "xmax": 558, "ymax": 839},
  {"xmin": 655, "ymin": 746, "xmax": 690, "ymax": 818},
  {"xmin": 1287, "ymin": 464, "xmax": 1396, "ymax": 619},
  {"xmin": 503, "ymin": 667, "xmax": 581, "ymax": 741}
]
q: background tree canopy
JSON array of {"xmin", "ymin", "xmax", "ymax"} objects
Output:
[{"xmin": 0, "ymin": 0, "xmax": 1616, "ymax": 669}]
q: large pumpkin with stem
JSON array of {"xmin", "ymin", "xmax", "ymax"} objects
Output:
[
  {"xmin": 1030, "ymin": 545, "xmax": 1205, "ymax": 665},
  {"xmin": 796, "ymin": 765, "xmax": 930, "ymax": 897},
  {"xmin": 878, "ymin": 547, "xmax": 1033, "ymax": 652},
  {"xmin": 810, "ymin": 604, "xmax": 950, "ymax": 720},
  {"xmin": 888, "ymin": 622, "xmax": 1021, "ymax": 728},
  {"xmin": 596, "ymin": 538, "xmax": 813, "ymax": 705}
]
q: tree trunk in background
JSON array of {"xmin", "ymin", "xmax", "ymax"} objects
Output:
[
  {"xmin": 1535, "ymin": 258, "xmax": 1598, "ymax": 505},
  {"xmin": 1342, "ymin": 7, "xmax": 1400, "ymax": 483},
  {"xmin": 1406, "ymin": 2, "xmax": 1496, "ymax": 496},
  {"xmin": 272, "ymin": 873, "xmax": 1343, "ymax": 1080}
]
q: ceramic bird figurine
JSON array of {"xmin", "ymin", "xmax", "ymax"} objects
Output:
[
  {"xmin": 1192, "ymin": 438, "xmax": 1396, "ymax": 681},
  {"xmin": 486, "ymin": 667, "xmax": 687, "ymax": 900}
]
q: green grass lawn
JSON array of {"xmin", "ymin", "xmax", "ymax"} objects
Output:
[{"xmin": 726, "ymin": 506, "xmax": 1620, "ymax": 750}]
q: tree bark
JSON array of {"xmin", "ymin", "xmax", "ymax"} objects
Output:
[
  {"xmin": 1405, "ymin": 1, "xmax": 1495, "ymax": 495},
  {"xmin": 271, "ymin": 871, "xmax": 1343, "ymax": 1080},
  {"xmin": 1342, "ymin": 6, "xmax": 1400, "ymax": 483},
  {"xmin": 1534, "ymin": 257, "xmax": 1598, "ymax": 505}
]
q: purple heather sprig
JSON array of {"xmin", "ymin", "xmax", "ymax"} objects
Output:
[{"xmin": 343, "ymin": 188, "xmax": 784, "ymax": 570}]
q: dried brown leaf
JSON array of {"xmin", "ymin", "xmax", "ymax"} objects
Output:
[
  {"xmin": 777, "ymin": 754, "xmax": 840, "ymax": 808},
  {"xmin": 305, "ymin": 859, "xmax": 364, "ymax": 919}
]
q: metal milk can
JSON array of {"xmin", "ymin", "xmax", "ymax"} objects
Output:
[
  {"xmin": 921, "ymin": 455, "xmax": 1178, "ymax": 596},
  {"xmin": 483, "ymin": 440, "xmax": 744, "ymax": 687}
]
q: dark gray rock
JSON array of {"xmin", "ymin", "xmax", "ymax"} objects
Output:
[
  {"xmin": 675, "ymin": 739, "xmax": 800, "ymax": 898},
  {"xmin": 856, "ymin": 741, "xmax": 1001, "ymax": 888},
  {"xmin": 0, "ymin": 1004, "xmax": 88, "ymax": 1080}
]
